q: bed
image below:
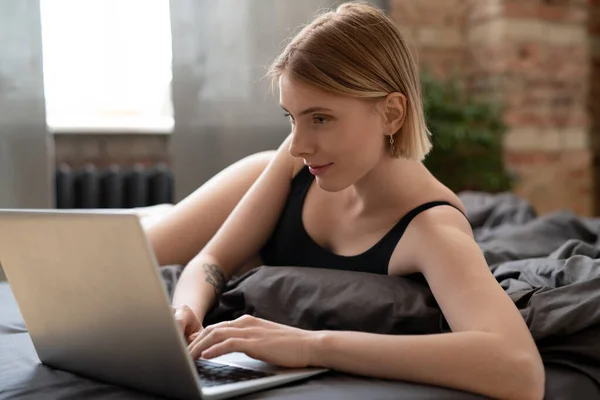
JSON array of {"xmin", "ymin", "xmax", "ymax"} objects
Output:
[{"xmin": 1, "ymin": 192, "xmax": 600, "ymax": 399}]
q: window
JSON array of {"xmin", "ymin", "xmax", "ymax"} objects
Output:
[{"xmin": 39, "ymin": 0, "xmax": 173, "ymax": 133}]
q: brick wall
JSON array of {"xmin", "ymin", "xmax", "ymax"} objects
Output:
[
  {"xmin": 391, "ymin": 0, "xmax": 597, "ymax": 216},
  {"xmin": 590, "ymin": 0, "xmax": 600, "ymax": 214},
  {"xmin": 391, "ymin": 0, "xmax": 470, "ymax": 77}
]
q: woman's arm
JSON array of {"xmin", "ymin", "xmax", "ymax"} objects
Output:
[
  {"xmin": 312, "ymin": 209, "xmax": 544, "ymax": 400},
  {"xmin": 312, "ymin": 329, "xmax": 541, "ymax": 400},
  {"xmin": 172, "ymin": 134, "xmax": 299, "ymax": 321}
]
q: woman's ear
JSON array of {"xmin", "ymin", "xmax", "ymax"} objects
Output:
[{"xmin": 383, "ymin": 92, "xmax": 407, "ymax": 134}]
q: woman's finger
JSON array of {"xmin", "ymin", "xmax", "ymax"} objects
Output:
[
  {"xmin": 173, "ymin": 307, "xmax": 189, "ymax": 333},
  {"xmin": 234, "ymin": 315, "xmax": 283, "ymax": 330},
  {"xmin": 187, "ymin": 330, "xmax": 202, "ymax": 345},
  {"xmin": 173, "ymin": 305, "xmax": 202, "ymax": 338},
  {"xmin": 192, "ymin": 320, "xmax": 231, "ymax": 346},
  {"xmin": 202, "ymin": 338, "xmax": 253, "ymax": 360},
  {"xmin": 233, "ymin": 314, "xmax": 260, "ymax": 327},
  {"xmin": 188, "ymin": 327, "xmax": 254, "ymax": 359},
  {"xmin": 204, "ymin": 315, "xmax": 258, "ymax": 331}
]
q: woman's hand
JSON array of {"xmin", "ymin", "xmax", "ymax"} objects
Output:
[
  {"xmin": 188, "ymin": 315, "xmax": 320, "ymax": 368},
  {"xmin": 172, "ymin": 305, "xmax": 204, "ymax": 344}
]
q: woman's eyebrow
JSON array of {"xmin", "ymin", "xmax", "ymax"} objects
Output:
[{"xmin": 280, "ymin": 105, "xmax": 333, "ymax": 117}]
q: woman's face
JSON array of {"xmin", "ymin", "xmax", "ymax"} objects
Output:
[{"xmin": 279, "ymin": 73, "xmax": 388, "ymax": 192}]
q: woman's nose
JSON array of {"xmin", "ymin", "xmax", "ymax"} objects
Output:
[{"xmin": 288, "ymin": 129, "xmax": 314, "ymax": 159}]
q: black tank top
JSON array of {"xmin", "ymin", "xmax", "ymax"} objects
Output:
[{"xmin": 260, "ymin": 167, "xmax": 467, "ymax": 275}]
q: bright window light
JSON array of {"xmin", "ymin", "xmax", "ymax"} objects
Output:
[{"xmin": 39, "ymin": 0, "xmax": 173, "ymax": 133}]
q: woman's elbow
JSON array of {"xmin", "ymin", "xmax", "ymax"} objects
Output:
[{"xmin": 513, "ymin": 351, "xmax": 545, "ymax": 400}]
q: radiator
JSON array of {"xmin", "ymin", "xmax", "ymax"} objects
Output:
[{"xmin": 55, "ymin": 163, "xmax": 174, "ymax": 209}]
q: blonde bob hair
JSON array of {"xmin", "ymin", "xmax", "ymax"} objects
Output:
[{"xmin": 267, "ymin": 1, "xmax": 432, "ymax": 161}]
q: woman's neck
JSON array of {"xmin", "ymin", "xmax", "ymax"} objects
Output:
[{"xmin": 343, "ymin": 157, "xmax": 431, "ymax": 215}]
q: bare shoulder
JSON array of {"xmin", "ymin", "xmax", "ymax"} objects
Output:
[
  {"xmin": 415, "ymin": 178, "xmax": 471, "ymax": 236},
  {"xmin": 413, "ymin": 201, "xmax": 471, "ymax": 236},
  {"xmin": 395, "ymin": 201, "xmax": 474, "ymax": 275},
  {"xmin": 388, "ymin": 187, "xmax": 472, "ymax": 276},
  {"xmin": 404, "ymin": 178, "xmax": 473, "ymax": 242}
]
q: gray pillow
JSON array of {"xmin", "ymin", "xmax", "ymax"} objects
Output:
[{"xmin": 204, "ymin": 266, "xmax": 446, "ymax": 335}]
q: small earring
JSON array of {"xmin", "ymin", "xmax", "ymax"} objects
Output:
[{"xmin": 389, "ymin": 134, "xmax": 395, "ymax": 155}]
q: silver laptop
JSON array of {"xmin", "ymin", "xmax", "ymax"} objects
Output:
[{"xmin": 0, "ymin": 209, "xmax": 328, "ymax": 400}]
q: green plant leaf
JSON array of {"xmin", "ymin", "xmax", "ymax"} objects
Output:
[{"xmin": 421, "ymin": 70, "xmax": 512, "ymax": 193}]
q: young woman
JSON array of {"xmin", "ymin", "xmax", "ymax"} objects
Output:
[{"xmin": 146, "ymin": 3, "xmax": 545, "ymax": 399}]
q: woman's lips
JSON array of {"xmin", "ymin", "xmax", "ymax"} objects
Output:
[{"xmin": 308, "ymin": 163, "xmax": 333, "ymax": 176}]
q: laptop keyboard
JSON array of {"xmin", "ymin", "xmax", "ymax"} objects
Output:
[{"xmin": 195, "ymin": 359, "xmax": 275, "ymax": 387}]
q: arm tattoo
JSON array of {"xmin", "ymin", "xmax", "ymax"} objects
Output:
[{"xmin": 203, "ymin": 263, "xmax": 226, "ymax": 297}]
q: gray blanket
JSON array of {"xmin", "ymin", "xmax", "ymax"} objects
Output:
[{"xmin": 464, "ymin": 192, "xmax": 600, "ymax": 387}]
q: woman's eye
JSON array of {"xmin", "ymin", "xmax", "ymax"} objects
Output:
[
  {"xmin": 313, "ymin": 116, "xmax": 328, "ymax": 124},
  {"xmin": 284, "ymin": 113, "xmax": 295, "ymax": 124}
]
